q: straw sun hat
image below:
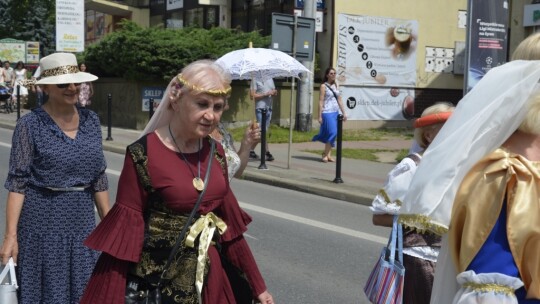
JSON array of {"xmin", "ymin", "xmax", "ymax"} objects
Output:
[{"xmin": 35, "ymin": 52, "xmax": 97, "ymax": 85}]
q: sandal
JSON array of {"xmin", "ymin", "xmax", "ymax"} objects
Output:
[{"xmin": 321, "ymin": 153, "xmax": 328, "ymax": 163}]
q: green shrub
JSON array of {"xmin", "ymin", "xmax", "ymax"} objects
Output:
[{"xmin": 82, "ymin": 20, "xmax": 270, "ymax": 81}]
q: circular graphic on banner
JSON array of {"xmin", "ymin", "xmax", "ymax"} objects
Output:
[
  {"xmin": 366, "ymin": 61, "xmax": 373, "ymax": 69},
  {"xmin": 353, "ymin": 35, "xmax": 360, "ymax": 43},
  {"xmin": 348, "ymin": 26, "xmax": 355, "ymax": 35},
  {"xmin": 346, "ymin": 96, "xmax": 357, "ymax": 109},
  {"xmin": 390, "ymin": 87, "xmax": 400, "ymax": 97},
  {"xmin": 357, "ymin": 44, "xmax": 364, "ymax": 52},
  {"xmin": 362, "ymin": 53, "xmax": 368, "ymax": 60},
  {"xmin": 401, "ymin": 95, "xmax": 415, "ymax": 119}
]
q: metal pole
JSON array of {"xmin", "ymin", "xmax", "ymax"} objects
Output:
[
  {"xmin": 296, "ymin": 0, "xmax": 316, "ymax": 132},
  {"xmin": 16, "ymin": 85, "xmax": 20, "ymax": 120},
  {"xmin": 149, "ymin": 98, "xmax": 154, "ymax": 120},
  {"xmin": 106, "ymin": 93, "xmax": 113, "ymax": 141},
  {"xmin": 258, "ymin": 108, "xmax": 268, "ymax": 170},
  {"xmin": 287, "ymin": 15, "xmax": 298, "ymax": 169},
  {"xmin": 333, "ymin": 114, "xmax": 344, "ymax": 184}
]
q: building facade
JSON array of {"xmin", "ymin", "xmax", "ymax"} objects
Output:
[{"xmin": 85, "ymin": 0, "xmax": 538, "ymax": 123}]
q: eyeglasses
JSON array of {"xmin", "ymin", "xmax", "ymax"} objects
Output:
[{"xmin": 56, "ymin": 83, "xmax": 81, "ymax": 89}]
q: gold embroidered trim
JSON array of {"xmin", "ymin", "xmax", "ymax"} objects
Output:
[
  {"xmin": 211, "ymin": 138, "xmax": 227, "ymax": 176},
  {"xmin": 177, "ymin": 73, "xmax": 231, "ymax": 97},
  {"xmin": 378, "ymin": 189, "xmax": 391, "ymax": 204},
  {"xmin": 463, "ymin": 282, "xmax": 515, "ymax": 296},
  {"xmin": 40, "ymin": 65, "xmax": 79, "ymax": 78},
  {"xmin": 378, "ymin": 189, "xmax": 402, "ymax": 206},
  {"xmin": 129, "ymin": 143, "xmax": 153, "ymax": 193},
  {"xmin": 398, "ymin": 214, "xmax": 448, "ymax": 235}
]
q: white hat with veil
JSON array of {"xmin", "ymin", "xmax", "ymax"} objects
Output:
[{"xmin": 398, "ymin": 60, "xmax": 540, "ymax": 234}]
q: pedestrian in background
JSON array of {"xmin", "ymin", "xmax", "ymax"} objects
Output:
[
  {"xmin": 11, "ymin": 61, "xmax": 29, "ymax": 108},
  {"xmin": 4, "ymin": 61, "xmax": 13, "ymax": 87},
  {"xmin": 371, "ymin": 102, "xmax": 454, "ymax": 304},
  {"xmin": 0, "ymin": 60, "xmax": 8, "ymax": 83},
  {"xmin": 81, "ymin": 59, "xmax": 273, "ymax": 304},
  {"xmin": 312, "ymin": 67, "xmax": 347, "ymax": 163},
  {"xmin": 0, "ymin": 52, "xmax": 110, "ymax": 303},
  {"xmin": 211, "ymin": 102, "xmax": 261, "ymax": 181},
  {"xmin": 31, "ymin": 66, "xmax": 44, "ymax": 106},
  {"xmin": 250, "ymin": 78, "xmax": 276, "ymax": 161},
  {"xmin": 77, "ymin": 63, "xmax": 93, "ymax": 107}
]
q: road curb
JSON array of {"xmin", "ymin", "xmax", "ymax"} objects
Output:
[
  {"xmin": 241, "ymin": 170, "xmax": 374, "ymax": 206},
  {"xmin": 102, "ymin": 142, "xmax": 127, "ymax": 155},
  {"xmin": 0, "ymin": 120, "xmax": 378, "ymax": 207}
]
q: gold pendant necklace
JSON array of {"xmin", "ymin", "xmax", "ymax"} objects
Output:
[{"xmin": 168, "ymin": 124, "xmax": 204, "ymax": 192}]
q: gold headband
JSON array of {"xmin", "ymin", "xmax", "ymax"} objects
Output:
[
  {"xmin": 176, "ymin": 74, "xmax": 231, "ymax": 97},
  {"xmin": 40, "ymin": 65, "xmax": 80, "ymax": 78}
]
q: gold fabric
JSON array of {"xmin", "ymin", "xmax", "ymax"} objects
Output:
[
  {"xmin": 186, "ymin": 212, "xmax": 227, "ymax": 304},
  {"xmin": 449, "ymin": 148, "xmax": 540, "ymax": 299},
  {"xmin": 131, "ymin": 209, "xmax": 201, "ymax": 304},
  {"xmin": 462, "ymin": 282, "xmax": 515, "ymax": 296},
  {"xmin": 399, "ymin": 214, "xmax": 448, "ymax": 235},
  {"xmin": 176, "ymin": 74, "xmax": 232, "ymax": 97},
  {"xmin": 378, "ymin": 189, "xmax": 403, "ymax": 207}
]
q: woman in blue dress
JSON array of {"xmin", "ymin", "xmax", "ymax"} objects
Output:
[
  {"xmin": 0, "ymin": 53, "xmax": 110, "ymax": 303},
  {"xmin": 312, "ymin": 67, "xmax": 347, "ymax": 162}
]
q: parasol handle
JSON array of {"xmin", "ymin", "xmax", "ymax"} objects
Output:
[{"xmin": 249, "ymin": 41, "xmax": 253, "ymax": 48}]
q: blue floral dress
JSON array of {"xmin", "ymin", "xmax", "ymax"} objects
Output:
[{"xmin": 4, "ymin": 107, "xmax": 108, "ymax": 303}]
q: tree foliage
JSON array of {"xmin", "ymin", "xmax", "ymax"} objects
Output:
[
  {"xmin": 82, "ymin": 20, "xmax": 270, "ymax": 82},
  {"xmin": 0, "ymin": 0, "xmax": 55, "ymax": 56}
]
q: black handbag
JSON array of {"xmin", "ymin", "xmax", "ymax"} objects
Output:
[
  {"xmin": 125, "ymin": 274, "xmax": 162, "ymax": 304},
  {"xmin": 125, "ymin": 139, "xmax": 215, "ymax": 304}
]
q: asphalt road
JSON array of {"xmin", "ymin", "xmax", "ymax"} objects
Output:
[{"xmin": 0, "ymin": 127, "xmax": 391, "ymax": 303}]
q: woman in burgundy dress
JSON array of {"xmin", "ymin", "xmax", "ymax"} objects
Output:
[{"xmin": 81, "ymin": 60, "xmax": 274, "ymax": 304}]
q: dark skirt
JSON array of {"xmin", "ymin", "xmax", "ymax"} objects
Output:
[
  {"xmin": 402, "ymin": 254, "xmax": 436, "ymax": 304},
  {"xmin": 312, "ymin": 111, "xmax": 338, "ymax": 147}
]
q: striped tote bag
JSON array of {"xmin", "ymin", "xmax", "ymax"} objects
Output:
[{"xmin": 363, "ymin": 216, "xmax": 405, "ymax": 304}]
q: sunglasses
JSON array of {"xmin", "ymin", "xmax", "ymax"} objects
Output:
[{"xmin": 56, "ymin": 83, "xmax": 81, "ymax": 89}]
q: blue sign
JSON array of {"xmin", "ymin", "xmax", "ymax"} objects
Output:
[
  {"xmin": 142, "ymin": 87, "xmax": 165, "ymax": 111},
  {"xmin": 296, "ymin": 0, "xmax": 324, "ymax": 10}
]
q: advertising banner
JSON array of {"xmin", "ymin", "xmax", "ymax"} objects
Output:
[
  {"xmin": 142, "ymin": 87, "xmax": 165, "ymax": 111},
  {"xmin": 342, "ymin": 87, "xmax": 415, "ymax": 120},
  {"xmin": 337, "ymin": 14, "xmax": 418, "ymax": 120},
  {"xmin": 56, "ymin": 0, "xmax": 85, "ymax": 52},
  {"xmin": 26, "ymin": 42, "xmax": 40, "ymax": 64},
  {"xmin": 0, "ymin": 39, "xmax": 26, "ymax": 63},
  {"xmin": 465, "ymin": 0, "xmax": 509, "ymax": 92},
  {"xmin": 337, "ymin": 14, "xmax": 418, "ymax": 87}
]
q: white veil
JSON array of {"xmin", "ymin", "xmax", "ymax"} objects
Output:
[
  {"xmin": 140, "ymin": 78, "xmax": 176, "ymax": 138},
  {"xmin": 399, "ymin": 60, "xmax": 540, "ymax": 233}
]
